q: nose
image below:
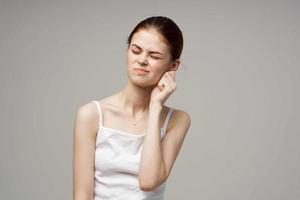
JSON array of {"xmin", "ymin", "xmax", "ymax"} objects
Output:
[{"xmin": 137, "ymin": 54, "xmax": 148, "ymax": 66}]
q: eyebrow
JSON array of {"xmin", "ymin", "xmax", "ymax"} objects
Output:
[{"xmin": 131, "ymin": 44, "xmax": 164, "ymax": 56}]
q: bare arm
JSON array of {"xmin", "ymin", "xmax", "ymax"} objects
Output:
[
  {"xmin": 73, "ymin": 103, "xmax": 98, "ymax": 200},
  {"xmin": 138, "ymin": 102, "xmax": 191, "ymax": 191}
]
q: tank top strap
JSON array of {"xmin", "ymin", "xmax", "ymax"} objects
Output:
[
  {"xmin": 161, "ymin": 107, "xmax": 174, "ymax": 133},
  {"xmin": 93, "ymin": 100, "xmax": 103, "ymax": 127}
]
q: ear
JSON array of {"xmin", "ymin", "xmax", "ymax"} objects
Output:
[{"xmin": 169, "ymin": 59, "xmax": 180, "ymax": 71}]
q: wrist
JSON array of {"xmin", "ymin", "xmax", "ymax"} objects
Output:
[{"xmin": 149, "ymin": 101, "xmax": 163, "ymax": 110}]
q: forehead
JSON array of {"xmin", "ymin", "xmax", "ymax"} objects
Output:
[{"xmin": 131, "ymin": 29, "xmax": 169, "ymax": 53}]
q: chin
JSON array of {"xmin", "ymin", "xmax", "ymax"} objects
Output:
[{"xmin": 127, "ymin": 75, "xmax": 155, "ymax": 88}]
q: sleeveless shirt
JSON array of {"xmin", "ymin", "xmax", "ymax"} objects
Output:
[{"xmin": 92, "ymin": 100, "xmax": 174, "ymax": 200}]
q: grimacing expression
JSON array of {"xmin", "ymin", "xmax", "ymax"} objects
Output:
[{"xmin": 127, "ymin": 29, "xmax": 173, "ymax": 87}]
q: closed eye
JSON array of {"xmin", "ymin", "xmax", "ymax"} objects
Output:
[
  {"xmin": 150, "ymin": 55, "xmax": 160, "ymax": 59},
  {"xmin": 131, "ymin": 50, "xmax": 161, "ymax": 60},
  {"xmin": 132, "ymin": 49, "xmax": 140, "ymax": 54}
]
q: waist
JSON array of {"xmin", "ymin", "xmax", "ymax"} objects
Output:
[{"xmin": 94, "ymin": 177, "xmax": 166, "ymax": 200}]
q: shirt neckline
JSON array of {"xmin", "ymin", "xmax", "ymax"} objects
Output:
[{"xmin": 100, "ymin": 125, "xmax": 165, "ymax": 138}]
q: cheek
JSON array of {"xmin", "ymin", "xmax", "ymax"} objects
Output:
[
  {"xmin": 152, "ymin": 61, "xmax": 168, "ymax": 72},
  {"xmin": 127, "ymin": 51, "xmax": 136, "ymax": 62},
  {"xmin": 152, "ymin": 66, "xmax": 167, "ymax": 80}
]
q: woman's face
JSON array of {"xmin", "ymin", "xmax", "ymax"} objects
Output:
[{"xmin": 127, "ymin": 29, "xmax": 174, "ymax": 88}]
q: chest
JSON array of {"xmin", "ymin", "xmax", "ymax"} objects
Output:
[{"xmin": 101, "ymin": 105, "xmax": 167, "ymax": 135}]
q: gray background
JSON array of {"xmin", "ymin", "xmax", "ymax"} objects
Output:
[{"xmin": 1, "ymin": 0, "xmax": 299, "ymax": 199}]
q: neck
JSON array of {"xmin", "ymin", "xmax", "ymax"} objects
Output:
[{"xmin": 117, "ymin": 81, "xmax": 154, "ymax": 116}]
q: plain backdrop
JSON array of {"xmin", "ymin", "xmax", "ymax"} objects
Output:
[{"xmin": 0, "ymin": 0, "xmax": 299, "ymax": 199}]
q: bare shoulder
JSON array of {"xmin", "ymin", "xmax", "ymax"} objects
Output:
[
  {"xmin": 73, "ymin": 101, "xmax": 99, "ymax": 140},
  {"xmin": 73, "ymin": 101, "xmax": 99, "ymax": 196},
  {"xmin": 166, "ymin": 107, "xmax": 191, "ymax": 134}
]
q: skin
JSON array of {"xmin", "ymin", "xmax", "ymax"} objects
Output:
[{"xmin": 73, "ymin": 28, "xmax": 191, "ymax": 199}]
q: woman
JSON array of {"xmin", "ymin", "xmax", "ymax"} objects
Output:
[{"xmin": 73, "ymin": 16, "xmax": 191, "ymax": 200}]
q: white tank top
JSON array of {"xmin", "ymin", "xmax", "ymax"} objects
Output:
[{"xmin": 92, "ymin": 100, "xmax": 174, "ymax": 200}]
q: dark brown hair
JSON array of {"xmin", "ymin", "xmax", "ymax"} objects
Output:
[{"xmin": 127, "ymin": 16, "xmax": 184, "ymax": 62}]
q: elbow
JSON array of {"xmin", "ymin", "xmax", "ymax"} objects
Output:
[
  {"xmin": 138, "ymin": 172, "xmax": 167, "ymax": 192},
  {"xmin": 138, "ymin": 177, "xmax": 168, "ymax": 192},
  {"xmin": 138, "ymin": 165, "xmax": 167, "ymax": 191},
  {"xmin": 138, "ymin": 179, "xmax": 157, "ymax": 192}
]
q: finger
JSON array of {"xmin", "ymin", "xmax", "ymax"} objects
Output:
[
  {"xmin": 164, "ymin": 72, "xmax": 176, "ymax": 88},
  {"xmin": 166, "ymin": 71, "xmax": 175, "ymax": 82},
  {"xmin": 164, "ymin": 76, "xmax": 176, "ymax": 90},
  {"xmin": 170, "ymin": 71, "xmax": 175, "ymax": 81},
  {"xmin": 162, "ymin": 76, "xmax": 175, "ymax": 91},
  {"xmin": 158, "ymin": 79, "xmax": 167, "ymax": 91},
  {"xmin": 158, "ymin": 82, "xmax": 164, "ymax": 91},
  {"xmin": 168, "ymin": 79, "xmax": 176, "ymax": 90}
]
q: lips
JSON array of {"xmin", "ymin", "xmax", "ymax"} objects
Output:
[{"xmin": 133, "ymin": 68, "xmax": 149, "ymax": 73}]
